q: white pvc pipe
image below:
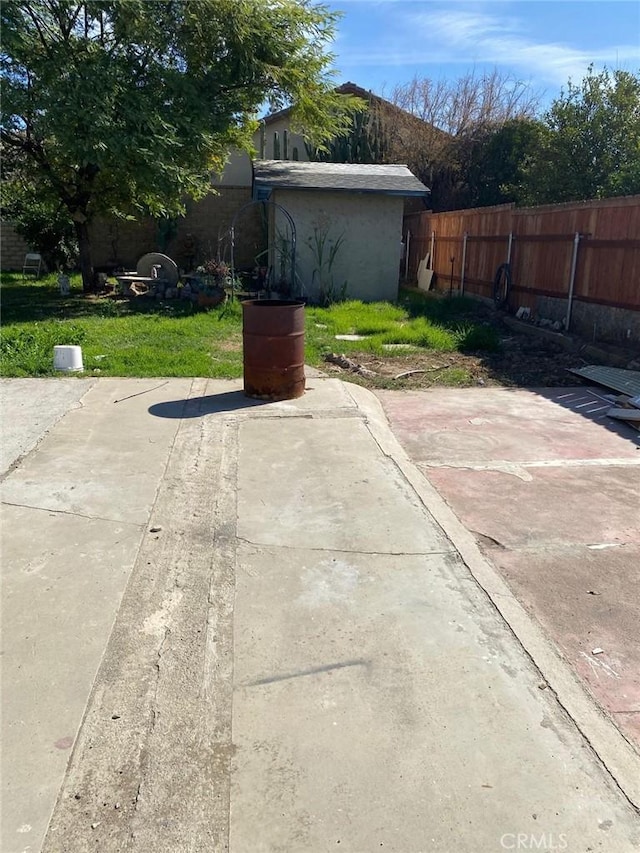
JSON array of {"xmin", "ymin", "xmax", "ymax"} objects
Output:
[
  {"xmin": 565, "ymin": 232, "xmax": 581, "ymax": 331},
  {"xmin": 429, "ymin": 231, "xmax": 435, "ymax": 269},
  {"xmin": 507, "ymin": 231, "xmax": 513, "ymax": 265}
]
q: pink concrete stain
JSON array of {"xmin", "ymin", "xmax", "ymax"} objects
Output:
[
  {"xmin": 378, "ymin": 387, "xmax": 640, "ymax": 466},
  {"xmin": 491, "ymin": 547, "xmax": 640, "ymax": 719},
  {"xmin": 425, "ymin": 465, "xmax": 640, "ymax": 549},
  {"xmin": 378, "ymin": 386, "xmax": 640, "ymax": 747}
]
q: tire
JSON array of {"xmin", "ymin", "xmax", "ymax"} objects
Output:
[{"xmin": 493, "ymin": 263, "xmax": 511, "ymax": 308}]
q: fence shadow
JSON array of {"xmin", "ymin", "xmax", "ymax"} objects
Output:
[{"xmin": 535, "ymin": 386, "xmax": 640, "ymax": 446}]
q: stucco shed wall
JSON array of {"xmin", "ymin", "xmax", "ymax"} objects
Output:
[{"xmin": 272, "ymin": 190, "xmax": 403, "ymax": 302}]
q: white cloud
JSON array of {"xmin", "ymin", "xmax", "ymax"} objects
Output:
[{"xmin": 336, "ymin": 6, "xmax": 639, "ymax": 86}]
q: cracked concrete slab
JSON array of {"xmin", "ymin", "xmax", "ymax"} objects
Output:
[
  {"xmin": 237, "ymin": 416, "xmax": 452, "ymax": 554},
  {"xmin": 425, "ymin": 464, "xmax": 640, "ymax": 549},
  {"xmin": 376, "ymin": 385, "xmax": 640, "ymax": 752},
  {"xmin": 2, "ymin": 377, "xmax": 640, "ymax": 853},
  {"xmin": 39, "ymin": 389, "xmax": 236, "ymax": 853},
  {"xmin": 0, "ymin": 378, "xmax": 96, "ymax": 475},
  {"xmin": 490, "ymin": 545, "xmax": 640, "ymax": 740},
  {"xmin": 231, "ymin": 543, "xmax": 640, "ymax": 852},
  {"xmin": 1, "ymin": 378, "xmax": 197, "ymax": 853},
  {"xmin": 378, "ymin": 387, "xmax": 640, "ymax": 467},
  {"xmin": 1, "ymin": 505, "xmax": 141, "ymax": 852},
  {"xmin": 1, "ymin": 379, "xmax": 192, "ymax": 525}
]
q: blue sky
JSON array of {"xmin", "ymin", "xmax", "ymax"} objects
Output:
[{"xmin": 324, "ymin": 0, "xmax": 640, "ymax": 107}]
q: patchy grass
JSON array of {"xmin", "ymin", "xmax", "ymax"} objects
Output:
[
  {"xmin": 305, "ymin": 291, "xmax": 499, "ymax": 363},
  {"xmin": 0, "ymin": 272, "xmax": 244, "ymax": 378},
  {"xmin": 0, "ymin": 274, "xmax": 499, "ymax": 381}
]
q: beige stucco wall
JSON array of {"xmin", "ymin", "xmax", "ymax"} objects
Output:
[
  {"xmin": 272, "ymin": 190, "xmax": 403, "ymax": 302},
  {"xmin": 217, "ymin": 115, "xmax": 307, "ymax": 186},
  {"xmin": 213, "ymin": 150, "xmax": 253, "ymax": 187},
  {"xmin": 253, "ymin": 118, "xmax": 308, "ymax": 162}
]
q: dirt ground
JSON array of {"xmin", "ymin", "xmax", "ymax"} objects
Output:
[{"xmin": 322, "ymin": 316, "xmax": 635, "ymax": 391}]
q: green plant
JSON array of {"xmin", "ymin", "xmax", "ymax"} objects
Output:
[
  {"xmin": 274, "ymin": 228, "xmax": 295, "ymax": 295},
  {"xmin": 307, "ymin": 226, "xmax": 348, "ymax": 305},
  {"xmin": 0, "ymin": 321, "xmax": 86, "ymax": 375},
  {"xmin": 195, "ymin": 259, "xmax": 231, "ymax": 296},
  {"xmin": 455, "ymin": 323, "xmax": 501, "ymax": 352}
]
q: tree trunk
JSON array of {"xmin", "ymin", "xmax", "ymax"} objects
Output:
[{"xmin": 74, "ymin": 220, "xmax": 95, "ymax": 293}]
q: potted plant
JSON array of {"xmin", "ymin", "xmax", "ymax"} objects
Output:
[{"xmin": 196, "ymin": 258, "xmax": 229, "ymax": 307}]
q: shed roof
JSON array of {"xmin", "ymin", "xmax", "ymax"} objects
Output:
[{"xmin": 253, "ymin": 160, "xmax": 429, "ymax": 197}]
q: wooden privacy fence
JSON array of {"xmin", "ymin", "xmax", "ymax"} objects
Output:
[{"xmin": 403, "ymin": 196, "xmax": 640, "ymax": 331}]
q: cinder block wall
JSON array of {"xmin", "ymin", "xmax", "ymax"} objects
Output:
[
  {"xmin": 536, "ymin": 295, "xmax": 640, "ymax": 347},
  {"xmin": 89, "ymin": 188, "xmax": 265, "ymax": 271},
  {"xmin": 2, "ymin": 188, "xmax": 266, "ymax": 274},
  {"xmin": 1, "ymin": 222, "xmax": 31, "ymax": 270}
]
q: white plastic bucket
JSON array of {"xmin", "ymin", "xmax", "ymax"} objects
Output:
[{"xmin": 53, "ymin": 345, "xmax": 84, "ymax": 372}]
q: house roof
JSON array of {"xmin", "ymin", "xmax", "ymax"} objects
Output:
[
  {"xmin": 253, "ymin": 160, "xmax": 429, "ymax": 197},
  {"xmin": 260, "ymin": 81, "xmax": 446, "ymax": 140},
  {"xmin": 261, "ymin": 82, "xmax": 370, "ymax": 125}
]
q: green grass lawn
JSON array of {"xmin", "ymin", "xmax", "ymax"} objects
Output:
[{"xmin": 0, "ymin": 273, "xmax": 499, "ymax": 378}]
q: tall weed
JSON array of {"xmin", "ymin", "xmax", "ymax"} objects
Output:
[{"xmin": 1, "ymin": 322, "xmax": 86, "ymax": 375}]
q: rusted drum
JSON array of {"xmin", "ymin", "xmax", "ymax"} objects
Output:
[{"xmin": 242, "ymin": 299, "xmax": 305, "ymax": 400}]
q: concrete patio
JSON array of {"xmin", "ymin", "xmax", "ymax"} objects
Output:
[{"xmin": 1, "ymin": 377, "xmax": 639, "ymax": 853}]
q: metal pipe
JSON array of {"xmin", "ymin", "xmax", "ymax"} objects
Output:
[
  {"xmin": 429, "ymin": 230, "xmax": 435, "ymax": 269},
  {"xmin": 404, "ymin": 231, "xmax": 411, "ymax": 280},
  {"xmin": 460, "ymin": 232, "xmax": 468, "ymax": 295},
  {"xmin": 507, "ymin": 231, "xmax": 513, "ymax": 265},
  {"xmin": 565, "ymin": 231, "xmax": 581, "ymax": 331}
]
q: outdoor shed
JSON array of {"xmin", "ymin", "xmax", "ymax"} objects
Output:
[{"xmin": 252, "ymin": 161, "xmax": 429, "ymax": 303}]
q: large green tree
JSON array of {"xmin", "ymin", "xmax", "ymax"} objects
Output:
[
  {"xmin": 461, "ymin": 118, "xmax": 546, "ymax": 208},
  {"xmin": 1, "ymin": 0, "xmax": 358, "ymax": 290},
  {"xmin": 523, "ymin": 67, "xmax": 640, "ymax": 204}
]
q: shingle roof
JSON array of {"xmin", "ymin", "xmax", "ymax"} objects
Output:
[
  {"xmin": 253, "ymin": 160, "xmax": 429, "ymax": 197},
  {"xmin": 260, "ymin": 82, "xmax": 447, "ymax": 142}
]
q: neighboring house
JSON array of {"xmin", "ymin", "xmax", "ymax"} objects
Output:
[
  {"xmin": 253, "ymin": 82, "xmax": 442, "ymax": 168},
  {"xmin": 1, "ymin": 82, "xmax": 433, "ymax": 274},
  {"xmin": 253, "ymin": 160, "xmax": 429, "ymax": 303},
  {"xmin": 254, "ymin": 108, "xmax": 307, "ymax": 162}
]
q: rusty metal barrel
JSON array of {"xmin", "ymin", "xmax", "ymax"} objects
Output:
[{"xmin": 242, "ymin": 299, "xmax": 305, "ymax": 400}]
